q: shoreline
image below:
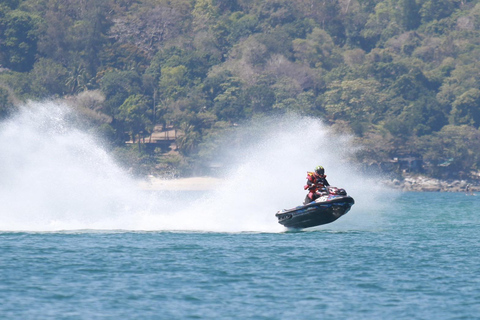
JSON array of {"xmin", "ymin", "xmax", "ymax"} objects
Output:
[
  {"xmin": 138, "ymin": 176, "xmax": 224, "ymax": 191},
  {"xmin": 139, "ymin": 175, "xmax": 479, "ymax": 192},
  {"xmin": 382, "ymin": 175, "xmax": 479, "ymax": 192}
]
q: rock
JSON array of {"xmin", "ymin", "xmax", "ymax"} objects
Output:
[{"xmin": 382, "ymin": 175, "xmax": 480, "ymax": 192}]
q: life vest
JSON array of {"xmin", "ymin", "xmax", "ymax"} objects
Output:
[{"xmin": 304, "ymin": 171, "xmax": 327, "ymax": 190}]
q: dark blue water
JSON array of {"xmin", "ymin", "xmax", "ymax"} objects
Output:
[{"xmin": 1, "ymin": 192, "xmax": 479, "ymax": 319}]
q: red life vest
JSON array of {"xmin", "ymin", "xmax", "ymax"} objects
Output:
[{"xmin": 304, "ymin": 171, "xmax": 327, "ymax": 191}]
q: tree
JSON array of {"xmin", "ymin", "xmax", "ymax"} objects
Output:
[
  {"xmin": 99, "ymin": 70, "xmax": 143, "ymax": 142},
  {"xmin": 2, "ymin": 0, "xmax": 480, "ymax": 178},
  {"xmin": 159, "ymin": 65, "xmax": 188, "ymax": 100},
  {"xmin": 399, "ymin": 0, "xmax": 420, "ymax": 31},
  {"xmin": 294, "ymin": 0, "xmax": 346, "ymax": 43},
  {"xmin": 248, "ymin": 0, "xmax": 298, "ymax": 29},
  {"xmin": 34, "ymin": 0, "xmax": 111, "ymax": 77},
  {"xmin": 226, "ymin": 12, "xmax": 259, "ymax": 44},
  {"xmin": 30, "ymin": 58, "xmax": 68, "ymax": 96},
  {"xmin": 362, "ymin": 0, "xmax": 403, "ymax": 47},
  {"xmin": 147, "ymin": 47, "xmax": 212, "ymax": 86},
  {"xmin": 118, "ymin": 94, "xmax": 153, "ymax": 143},
  {"xmin": 450, "ymin": 88, "xmax": 480, "ymax": 128},
  {"xmin": 293, "ymin": 27, "xmax": 341, "ymax": 70},
  {"xmin": 65, "ymin": 64, "xmax": 89, "ymax": 94},
  {"xmin": 68, "ymin": 0, "xmax": 111, "ymax": 77},
  {"xmin": 35, "ymin": 0, "xmax": 74, "ymax": 65},
  {"xmin": 1, "ymin": 0, "xmax": 19, "ymax": 9},
  {"xmin": 418, "ymin": 125, "xmax": 480, "ymax": 176},
  {"xmin": 396, "ymin": 94, "xmax": 448, "ymax": 136},
  {"xmin": 243, "ymin": 82, "xmax": 275, "ymax": 115},
  {"xmin": 212, "ymin": 76, "xmax": 245, "ymax": 121},
  {"xmin": 192, "ymin": 0, "xmax": 219, "ymax": 31},
  {"xmin": 323, "ymin": 78, "xmax": 387, "ymax": 124},
  {"xmin": 0, "ymin": 86, "xmax": 15, "ymax": 119},
  {"xmin": 176, "ymin": 123, "xmax": 201, "ymax": 156},
  {"xmin": 0, "ymin": 9, "xmax": 39, "ymax": 71},
  {"xmin": 419, "ymin": 0, "xmax": 460, "ymax": 24}
]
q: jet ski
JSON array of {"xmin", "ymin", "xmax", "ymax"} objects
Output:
[{"xmin": 275, "ymin": 187, "xmax": 354, "ymax": 229}]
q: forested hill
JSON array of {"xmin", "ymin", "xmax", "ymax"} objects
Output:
[{"xmin": 1, "ymin": 0, "xmax": 480, "ymax": 179}]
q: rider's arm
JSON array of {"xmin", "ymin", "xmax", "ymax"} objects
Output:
[
  {"xmin": 323, "ymin": 178, "xmax": 330, "ymax": 187},
  {"xmin": 306, "ymin": 179, "xmax": 317, "ymax": 189}
]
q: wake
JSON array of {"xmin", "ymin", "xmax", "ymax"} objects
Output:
[{"xmin": 0, "ymin": 101, "xmax": 388, "ymax": 232}]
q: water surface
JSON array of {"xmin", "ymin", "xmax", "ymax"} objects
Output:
[{"xmin": 1, "ymin": 192, "xmax": 479, "ymax": 319}]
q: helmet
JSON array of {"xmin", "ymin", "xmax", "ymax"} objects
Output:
[{"xmin": 315, "ymin": 165, "xmax": 324, "ymax": 175}]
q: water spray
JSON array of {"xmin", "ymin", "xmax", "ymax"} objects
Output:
[{"xmin": 0, "ymin": 102, "xmax": 388, "ymax": 232}]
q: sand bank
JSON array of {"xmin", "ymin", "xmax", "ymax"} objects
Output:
[{"xmin": 139, "ymin": 176, "xmax": 224, "ymax": 191}]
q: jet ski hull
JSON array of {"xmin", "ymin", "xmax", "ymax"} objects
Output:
[{"xmin": 275, "ymin": 195, "xmax": 354, "ymax": 229}]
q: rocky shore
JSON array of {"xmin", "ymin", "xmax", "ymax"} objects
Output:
[
  {"xmin": 139, "ymin": 175, "xmax": 479, "ymax": 193},
  {"xmin": 383, "ymin": 175, "xmax": 480, "ymax": 192}
]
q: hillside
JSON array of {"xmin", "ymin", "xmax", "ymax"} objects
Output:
[{"xmin": 1, "ymin": 0, "xmax": 480, "ymax": 180}]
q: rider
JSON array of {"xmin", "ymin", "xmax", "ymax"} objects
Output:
[{"xmin": 304, "ymin": 165, "xmax": 330, "ymax": 204}]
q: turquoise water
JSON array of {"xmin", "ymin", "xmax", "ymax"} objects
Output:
[
  {"xmin": 1, "ymin": 192, "xmax": 479, "ymax": 319},
  {"xmin": 1, "ymin": 105, "xmax": 479, "ymax": 318}
]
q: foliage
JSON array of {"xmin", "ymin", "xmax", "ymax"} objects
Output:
[
  {"xmin": 3, "ymin": 0, "xmax": 480, "ymax": 178},
  {"xmin": 118, "ymin": 94, "xmax": 153, "ymax": 143},
  {"xmin": 0, "ymin": 8, "xmax": 40, "ymax": 71},
  {"xmin": 0, "ymin": 86, "xmax": 16, "ymax": 118}
]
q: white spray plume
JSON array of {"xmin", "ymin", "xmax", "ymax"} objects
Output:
[{"xmin": 0, "ymin": 102, "xmax": 392, "ymax": 232}]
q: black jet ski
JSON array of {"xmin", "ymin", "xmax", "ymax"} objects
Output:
[{"xmin": 275, "ymin": 187, "xmax": 354, "ymax": 229}]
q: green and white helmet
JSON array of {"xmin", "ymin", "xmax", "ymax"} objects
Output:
[{"xmin": 315, "ymin": 165, "xmax": 324, "ymax": 175}]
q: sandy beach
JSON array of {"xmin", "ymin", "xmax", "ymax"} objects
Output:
[{"xmin": 138, "ymin": 176, "xmax": 224, "ymax": 191}]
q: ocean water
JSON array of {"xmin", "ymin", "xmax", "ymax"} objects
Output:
[
  {"xmin": 1, "ymin": 192, "xmax": 480, "ymax": 319},
  {"xmin": 1, "ymin": 103, "xmax": 479, "ymax": 319}
]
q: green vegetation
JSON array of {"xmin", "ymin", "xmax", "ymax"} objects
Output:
[{"xmin": 2, "ymin": 0, "xmax": 480, "ymax": 180}]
